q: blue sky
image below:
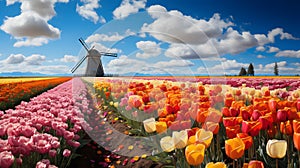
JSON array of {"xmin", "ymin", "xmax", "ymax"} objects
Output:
[{"xmin": 0, "ymin": 0, "xmax": 300, "ymax": 76}]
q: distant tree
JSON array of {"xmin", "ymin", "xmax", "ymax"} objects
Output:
[
  {"xmin": 247, "ymin": 63, "xmax": 255, "ymax": 76},
  {"xmin": 239, "ymin": 67, "xmax": 247, "ymax": 76},
  {"xmin": 274, "ymin": 62, "xmax": 279, "ymax": 76}
]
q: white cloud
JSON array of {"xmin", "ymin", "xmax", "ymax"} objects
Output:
[
  {"xmin": 1, "ymin": 0, "xmax": 68, "ymax": 47},
  {"xmin": 85, "ymin": 29, "xmax": 135, "ymax": 43},
  {"xmin": 136, "ymin": 41, "xmax": 161, "ymax": 58},
  {"xmin": 256, "ymin": 46, "xmax": 265, "ymax": 52},
  {"xmin": 0, "ymin": 53, "xmax": 70, "ymax": 75},
  {"xmin": 5, "ymin": 54, "xmax": 25, "ymax": 64},
  {"xmin": 153, "ymin": 60, "xmax": 194, "ymax": 68},
  {"xmin": 142, "ymin": 5, "xmax": 298, "ymax": 59},
  {"xmin": 142, "ymin": 6, "xmax": 233, "ymax": 45},
  {"xmin": 60, "ymin": 55, "xmax": 79, "ymax": 63},
  {"xmin": 105, "ymin": 55, "xmax": 195, "ymax": 75},
  {"xmin": 267, "ymin": 28, "xmax": 298, "ymax": 42},
  {"xmin": 268, "ymin": 46, "xmax": 280, "ymax": 53},
  {"xmin": 4, "ymin": 53, "xmax": 46, "ymax": 65},
  {"xmin": 197, "ymin": 59, "xmax": 248, "ymax": 75},
  {"xmin": 90, "ymin": 42, "xmax": 121, "ymax": 53},
  {"xmin": 113, "ymin": 0, "xmax": 147, "ymax": 19},
  {"xmin": 257, "ymin": 54, "xmax": 266, "ymax": 59},
  {"xmin": 25, "ymin": 54, "xmax": 46, "ymax": 65},
  {"xmin": 275, "ymin": 50, "xmax": 300, "ymax": 58},
  {"xmin": 76, "ymin": 0, "xmax": 105, "ymax": 24},
  {"xmin": 255, "ymin": 61, "xmax": 299, "ymax": 75}
]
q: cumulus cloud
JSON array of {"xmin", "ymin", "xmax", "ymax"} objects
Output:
[
  {"xmin": 275, "ymin": 49, "xmax": 300, "ymax": 58},
  {"xmin": 5, "ymin": 54, "xmax": 25, "ymax": 64},
  {"xmin": 113, "ymin": 0, "xmax": 147, "ymax": 19},
  {"xmin": 153, "ymin": 60, "xmax": 194, "ymax": 68},
  {"xmin": 255, "ymin": 61, "xmax": 299, "ymax": 75},
  {"xmin": 257, "ymin": 54, "xmax": 266, "ymax": 59},
  {"xmin": 142, "ymin": 5, "xmax": 298, "ymax": 59},
  {"xmin": 256, "ymin": 46, "xmax": 265, "ymax": 52},
  {"xmin": 197, "ymin": 59, "xmax": 248, "ymax": 75},
  {"xmin": 25, "ymin": 54, "xmax": 46, "ymax": 65},
  {"xmin": 60, "ymin": 55, "xmax": 79, "ymax": 63},
  {"xmin": 90, "ymin": 42, "xmax": 121, "ymax": 54},
  {"xmin": 4, "ymin": 53, "xmax": 46, "ymax": 65},
  {"xmin": 85, "ymin": 29, "xmax": 135, "ymax": 43},
  {"xmin": 76, "ymin": 0, "xmax": 105, "ymax": 24},
  {"xmin": 1, "ymin": 0, "xmax": 68, "ymax": 47},
  {"xmin": 268, "ymin": 46, "xmax": 280, "ymax": 53},
  {"xmin": 136, "ymin": 41, "xmax": 161, "ymax": 58},
  {"xmin": 105, "ymin": 55, "xmax": 195, "ymax": 75},
  {"xmin": 142, "ymin": 5, "xmax": 233, "ymax": 45}
]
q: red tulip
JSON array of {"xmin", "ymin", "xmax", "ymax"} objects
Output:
[
  {"xmin": 226, "ymin": 125, "xmax": 241, "ymax": 139},
  {"xmin": 223, "ymin": 117, "xmax": 243, "ymax": 127},
  {"xmin": 242, "ymin": 121, "xmax": 262, "ymax": 137},
  {"xmin": 258, "ymin": 115, "xmax": 273, "ymax": 130},
  {"xmin": 236, "ymin": 133, "xmax": 253, "ymax": 150},
  {"xmin": 277, "ymin": 109, "xmax": 288, "ymax": 122},
  {"xmin": 248, "ymin": 160, "xmax": 264, "ymax": 168},
  {"xmin": 241, "ymin": 107, "xmax": 252, "ymax": 121},
  {"xmin": 222, "ymin": 107, "xmax": 230, "ymax": 117},
  {"xmin": 229, "ymin": 107, "xmax": 240, "ymax": 117},
  {"xmin": 252, "ymin": 110, "xmax": 262, "ymax": 121},
  {"xmin": 268, "ymin": 99, "xmax": 277, "ymax": 112}
]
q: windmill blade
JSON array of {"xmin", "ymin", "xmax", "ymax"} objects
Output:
[
  {"xmin": 79, "ymin": 38, "xmax": 90, "ymax": 52},
  {"xmin": 71, "ymin": 55, "xmax": 87, "ymax": 73},
  {"xmin": 100, "ymin": 52, "xmax": 118, "ymax": 57}
]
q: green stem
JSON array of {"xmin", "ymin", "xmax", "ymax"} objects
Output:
[{"xmin": 276, "ymin": 159, "xmax": 278, "ymax": 168}]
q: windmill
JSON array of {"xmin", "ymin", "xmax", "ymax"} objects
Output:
[{"xmin": 71, "ymin": 38, "xmax": 117, "ymax": 77}]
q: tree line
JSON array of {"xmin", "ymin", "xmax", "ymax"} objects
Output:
[{"xmin": 238, "ymin": 62, "xmax": 279, "ymax": 76}]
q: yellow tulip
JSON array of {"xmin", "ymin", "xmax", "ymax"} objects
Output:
[
  {"xmin": 143, "ymin": 118, "xmax": 156, "ymax": 133},
  {"xmin": 266, "ymin": 139, "xmax": 287, "ymax": 159},
  {"xmin": 172, "ymin": 130, "xmax": 188, "ymax": 149},
  {"xmin": 195, "ymin": 129, "xmax": 213, "ymax": 148},
  {"xmin": 185, "ymin": 143, "xmax": 205, "ymax": 166},
  {"xmin": 155, "ymin": 121, "xmax": 167, "ymax": 133},
  {"xmin": 160, "ymin": 136, "xmax": 175, "ymax": 152},
  {"xmin": 205, "ymin": 162, "xmax": 227, "ymax": 168}
]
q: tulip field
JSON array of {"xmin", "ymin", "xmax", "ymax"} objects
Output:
[{"xmin": 0, "ymin": 76, "xmax": 300, "ymax": 168}]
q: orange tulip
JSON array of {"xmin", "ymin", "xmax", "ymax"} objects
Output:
[
  {"xmin": 293, "ymin": 132, "xmax": 300, "ymax": 150},
  {"xmin": 248, "ymin": 160, "xmax": 264, "ymax": 168},
  {"xmin": 280, "ymin": 120, "xmax": 293, "ymax": 136},
  {"xmin": 236, "ymin": 133, "xmax": 253, "ymax": 150},
  {"xmin": 293, "ymin": 119, "xmax": 300, "ymax": 133},
  {"xmin": 196, "ymin": 109, "xmax": 209, "ymax": 123},
  {"xmin": 225, "ymin": 137, "xmax": 245, "ymax": 159},
  {"xmin": 205, "ymin": 162, "xmax": 226, "ymax": 168},
  {"xmin": 185, "ymin": 143, "xmax": 205, "ymax": 166}
]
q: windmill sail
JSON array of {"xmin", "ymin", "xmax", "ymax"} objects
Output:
[{"xmin": 71, "ymin": 37, "xmax": 118, "ymax": 76}]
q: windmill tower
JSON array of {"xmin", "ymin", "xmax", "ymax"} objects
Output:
[{"xmin": 71, "ymin": 38, "xmax": 117, "ymax": 77}]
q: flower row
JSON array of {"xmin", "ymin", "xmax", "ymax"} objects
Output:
[
  {"xmin": 0, "ymin": 78, "xmax": 91, "ymax": 168},
  {"xmin": 0, "ymin": 77, "xmax": 71, "ymax": 111}
]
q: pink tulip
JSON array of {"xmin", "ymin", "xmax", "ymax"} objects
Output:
[
  {"xmin": 63, "ymin": 149, "xmax": 71, "ymax": 157},
  {"xmin": 0, "ymin": 151, "xmax": 15, "ymax": 168},
  {"xmin": 49, "ymin": 150, "xmax": 57, "ymax": 158}
]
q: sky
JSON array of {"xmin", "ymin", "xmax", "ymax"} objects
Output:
[{"xmin": 0, "ymin": 0, "xmax": 300, "ymax": 76}]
